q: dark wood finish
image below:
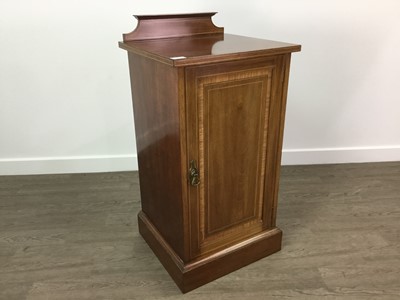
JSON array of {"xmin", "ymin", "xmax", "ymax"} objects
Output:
[
  {"xmin": 123, "ymin": 12, "xmax": 223, "ymax": 42},
  {"xmin": 119, "ymin": 12, "xmax": 301, "ymax": 293},
  {"xmin": 119, "ymin": 33, "xmax": 301, "ymax": 66},
  {"xmin": 269, "ymin": 53, "xmax": 293, "ymax": 225},
  {"xmin": 138, "ymin": 210, "xmax": 282, "ymax": 293},
  {"xmin": 185, "ymin": 57, "xmax": 285, "ymax": 259},
  {"xmin": 127, "ymin": 52, "xmax": 186, "ymax": 259}
]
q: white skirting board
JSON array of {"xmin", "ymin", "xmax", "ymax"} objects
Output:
[
  {"xmin": 1, "ymin": 146, "xmax": 400, "ymax": 175},
  {"xmin": 281, "ymin": 145, "xmax": 400, "ymax": 165},
  {"xmin": 0, "ymin": 155, "xmax": 138, "ymax": 176}
]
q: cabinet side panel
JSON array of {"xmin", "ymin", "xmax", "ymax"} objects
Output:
[{"xmin": 128, "ymin": 53, "xmax": 184, "ymax": 258}]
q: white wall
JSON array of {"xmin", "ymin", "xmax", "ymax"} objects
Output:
[
  {"xmin": 1, "ymin": 1, "xmax": 399, "ymax": 175},
  {"xmin": 207, "ymin": 0, "xmax": 400, "ymax": 165},
  {"xmin": 0, "ymin": 0, "xmax": 205, "ymax": 175}
]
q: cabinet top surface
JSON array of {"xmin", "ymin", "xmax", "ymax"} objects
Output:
[{"xmin": 119, "ymin": 33, "xmax": 301, "ymax": 66}]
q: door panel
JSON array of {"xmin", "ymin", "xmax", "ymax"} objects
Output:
[{"xmin": 186, "ymin": 58, "xmax": 281, "ymax": 258}]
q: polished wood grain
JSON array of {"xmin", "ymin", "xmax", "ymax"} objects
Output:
[
  {"xmin": 1, "ymin": 162, "xmax": 400, "ymax": 299},
  {"xmin": 119, "ymin": 34, "xmax": 301, "ymax": 66},
  {"xmin": 185, "ymin": 58, "xmax": 282, "ymax": 259},
  {"xmin": 139, "ymin": 210, "xmax": 282, "ymax": 293},
  {"xmin": 120, "ymin": 13, "xmax": 300, "ymax": 292},
  {"xmin": 123, "ymin": 13, "xmax": 223, "ymax": 42},
  {"xmin": 127, "ymin": 52, "xmax": 186, "ymax": 259},
  {"xmin": 269, "ymin": 53, "xmax": 292, "ymax": 225}
]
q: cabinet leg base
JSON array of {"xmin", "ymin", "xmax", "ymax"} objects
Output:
[{"xmin": 138, "ymin": 211, "xmax": 282, "ymax": 293}]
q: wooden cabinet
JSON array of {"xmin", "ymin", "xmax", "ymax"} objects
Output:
[{"xmin": 119, "ymin": 12, "xmax": 300, "ymax": 293}]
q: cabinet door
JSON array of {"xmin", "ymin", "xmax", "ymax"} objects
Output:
[{"xmin": 185, "ymin": 57, "xmax": 286, "ymax": 259}]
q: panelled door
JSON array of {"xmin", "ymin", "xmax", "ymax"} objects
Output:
[{"xmin": 185, "ymin": 56, "xmax": 285, "ymax": 259}]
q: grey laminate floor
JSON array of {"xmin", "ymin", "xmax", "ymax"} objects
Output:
[{"xmin": 1, "ymin": 162, "xmax": 399, "ymax": 300}]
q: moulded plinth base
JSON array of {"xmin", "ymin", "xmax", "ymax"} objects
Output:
[{"xmin": 138, "ymin": 211, "xmax": 282, "ymax": 293}]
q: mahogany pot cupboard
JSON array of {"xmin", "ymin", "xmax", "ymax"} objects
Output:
[{"xmin": 119, "ymin": 12, "xmax": 301, "ymax": 293}]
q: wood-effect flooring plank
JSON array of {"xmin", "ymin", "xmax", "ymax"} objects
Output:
[{"xmin": 0, "ymin": 162, "xmax": 399, "ymax": 299}]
